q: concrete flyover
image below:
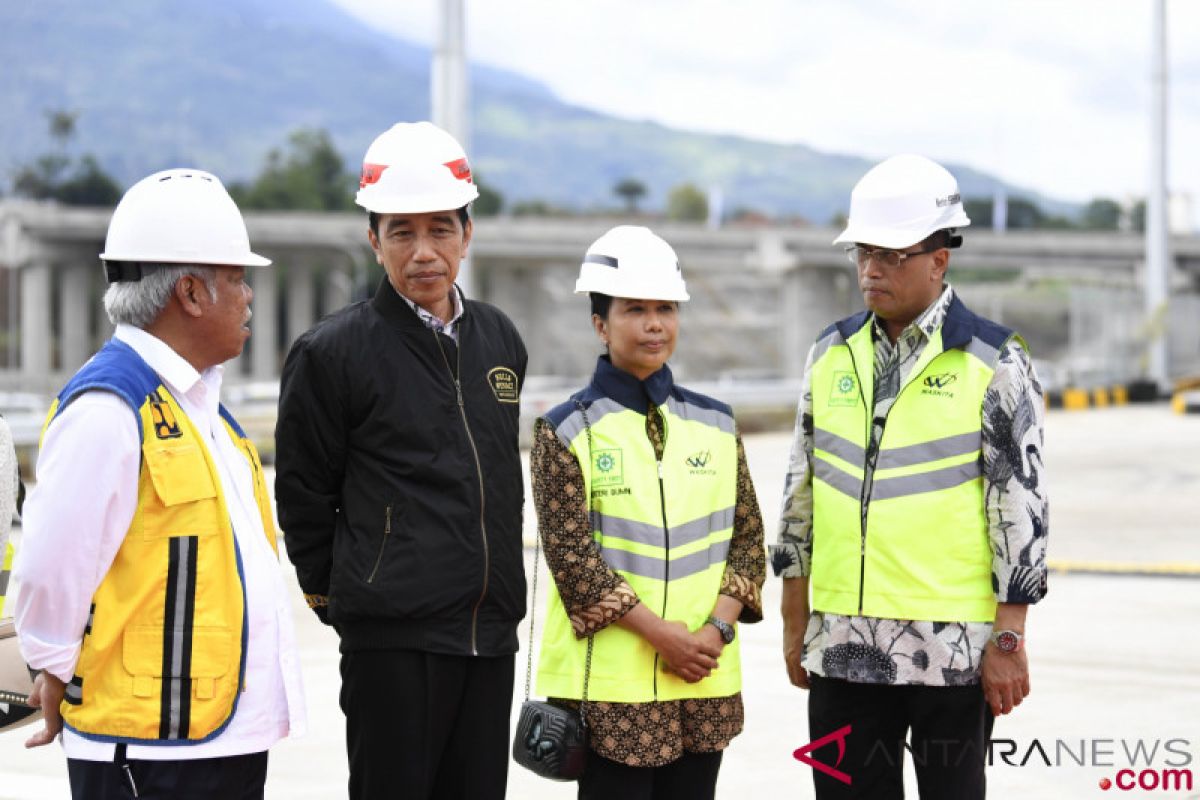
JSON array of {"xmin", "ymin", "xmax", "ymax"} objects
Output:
[{"xmin": 1, "ymin": 200, "xmax": 1199, "ymax": 396}]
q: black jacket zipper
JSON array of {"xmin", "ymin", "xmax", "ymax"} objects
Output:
[
  {"xmin": 366, "ymin": 504, "xmax": 392, "ymax": 584},
  {"xmin": 432, "ymin": 326, "xmax": 490, "ymax": 656}
]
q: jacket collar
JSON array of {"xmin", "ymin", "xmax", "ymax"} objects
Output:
[
  {"xmin": 589, "ymin": 355, "xmax": 674, "ymax": 412},
  {"xmin": 370, "ymin": 277, "xmax": 469, "ymax": 331}
]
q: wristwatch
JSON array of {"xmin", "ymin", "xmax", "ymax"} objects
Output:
[
  {"xmin": 705, "ymin": 616, "xmax": 735, "ymax": 645},
  {"xmin": 990, "ymin": 629, "xmax": 1024, "ymax": 654}
]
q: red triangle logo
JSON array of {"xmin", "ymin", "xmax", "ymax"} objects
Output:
[{"xmin": 793, "ymin": 724, "xmax": 853, "ymax": 785}]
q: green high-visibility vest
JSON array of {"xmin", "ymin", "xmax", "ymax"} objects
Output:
[
  {"xmin": 810, "ymin": 299, "xmax": 1021, "ymax": 622},
  {"xmin": 537, "ymin": 367, "xmax": 741, "ymax": 702}
]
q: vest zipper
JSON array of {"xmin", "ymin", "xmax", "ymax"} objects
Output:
[
  {"xmin": 843, "ymin": 344, "xmax": 871, "ymax": 615},
  {"xmin": 432, "ymin": 328, "xmax": 490, "ymax": 656},
  {"xmin": 366, "ymin": 504, "xmax": 392, "ymax": 584},
  {"xmin": 653, "ymin": 458, "xmax": 670, "ymax": 697},
  {"xmin": 849, "ymin": 333, "xmax": 932, "ymax": 614}
]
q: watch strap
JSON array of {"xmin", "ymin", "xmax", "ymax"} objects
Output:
[{"xmin": 705, "ymin": 615, "xmax": 735, "ymax": 644}]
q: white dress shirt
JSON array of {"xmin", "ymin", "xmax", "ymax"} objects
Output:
[{"xmin": 14, "ymin": 324, "xmax": 306, "ymax": 760}]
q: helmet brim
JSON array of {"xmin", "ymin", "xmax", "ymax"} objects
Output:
[{"xmin": 100, "ymin": 252, "xmax": 272, "ymax": 268}]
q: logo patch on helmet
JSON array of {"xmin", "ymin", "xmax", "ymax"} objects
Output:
[
  {"xmin": 444, "ymin": 158, "xmax": 473, "ymax": 183},
  {"xmin": 359, "ymin": 163, "xmax": 389, "ymax": 189},
  {"xmin": 935, "ymin": 192, "xmax": 961, "ymax": 208}
]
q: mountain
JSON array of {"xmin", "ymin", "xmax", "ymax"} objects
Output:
[{"xmin": 0, "ymin": 0, "xmax": 1065, "ymax": 221}]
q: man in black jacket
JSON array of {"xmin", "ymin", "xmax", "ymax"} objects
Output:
[{"xmin": 275, "ymin": 121, "xmax": 528, "ymax": 800}]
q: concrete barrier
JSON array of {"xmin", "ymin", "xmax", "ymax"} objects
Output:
[{"xmin": 1172, "ymin": 389, "xmax": 1200, "ymax": 414}]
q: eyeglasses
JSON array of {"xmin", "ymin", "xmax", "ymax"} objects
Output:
[{"xmin": 845, "ymin": 244, "xmax": 940, "ymax": 268}]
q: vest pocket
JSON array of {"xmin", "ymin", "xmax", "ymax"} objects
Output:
[
  {"xmin": 142, "ymin": 444, "xmax": 220, "ymax": 540},
  {"xmin": 144, "ymin": 444, "xmax": 218, "ymax": 505},
  {"xmin": 122, "ymin": 625, "xmax": 235, "ymax": 697}
]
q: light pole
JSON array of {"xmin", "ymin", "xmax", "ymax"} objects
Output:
[
  {"xmin": 432, "ymin": 0, "xmax": 474, "ymax": 296},
  {"xmin": 1144, "ymin": 0, "xmax": 1171, "ymax": 391}
]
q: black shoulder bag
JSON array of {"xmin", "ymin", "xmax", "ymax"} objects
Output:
[{"xmin": 513, "ymin": 402, "xmax": 597, "ymax": 781}]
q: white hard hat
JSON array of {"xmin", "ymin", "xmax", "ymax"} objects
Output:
[
  {"xmin": 575, "ymin": 226, "xmax": 690, "ymax": 302},
  {"xmin": 100, "ymin": 169, "xmax": 270, "ymax": 277},
  {"xmin": 355, "ymin": 121, "xmax": 480, "ymax": 214},
  {"xmin": 833, "ymin": 154, "xmax": 971, "ymax": 249}
]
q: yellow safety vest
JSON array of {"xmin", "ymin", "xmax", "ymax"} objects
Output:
[
  {"xmin": 537, "ymin": 364, "xmax": 741, "ymax": 702},
  {"xmin": 810, "ymin": 302, "xmax": 1020, "ymax": 622},
  {"xmin": 41, "ymin": 339, "xmax": 276, "ymax": 744}
]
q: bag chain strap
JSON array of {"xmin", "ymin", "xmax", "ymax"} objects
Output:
[{"xmin": 523, "ymin": 401, "xmax": 595, "ymax": 726}]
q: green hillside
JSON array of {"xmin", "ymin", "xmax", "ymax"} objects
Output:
[{"xmin": 1, "ymin": 0, "xmax": 1059, "ymax": 221}]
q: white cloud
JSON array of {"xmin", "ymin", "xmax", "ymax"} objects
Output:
[{"xmin": 334, "ymin": 0, "xmax": 1200, "ymax": 227}]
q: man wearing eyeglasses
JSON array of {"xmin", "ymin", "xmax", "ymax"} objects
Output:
[{"xmin": 772, "ymin": 154, "xmax": 1048, "ymax": 799}]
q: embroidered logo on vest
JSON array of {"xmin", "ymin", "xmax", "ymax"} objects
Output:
[
  {"xmin": 686, "ymin": 450, "xmax": 717, "ymax": 476},
  {"xmin": 592, "ymin": 449, "xmax": 624, "ymax": 487},
  {"xmin": 149, "ymin": 394, "xmax": 183, "ymax": 439},
  {"xmin": 487, "ymin": 367, "xmax": 520, "ymax": 403},
  {"xmin": 829, "ymin": 371, "xmax": 859, "ymax": 407},
  {"xmin": 921, "ymin": 372, "xmax": 958, "ymax": 398}
]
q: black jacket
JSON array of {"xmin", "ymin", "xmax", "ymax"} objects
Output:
[{"xmin": 275, "ymin": 279, "xmax": 528, "ymax": 656}]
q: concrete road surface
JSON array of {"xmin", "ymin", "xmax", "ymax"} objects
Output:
[{"xmin": 2, "ymin": 405, "xmax": 1198, "ymax": 798}]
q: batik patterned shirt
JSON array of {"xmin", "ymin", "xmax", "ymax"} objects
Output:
[{"xmin": 770, "ymin": 285, "xmax": 1049, "ymax": 686}]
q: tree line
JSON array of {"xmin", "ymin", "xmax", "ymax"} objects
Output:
[{"xmin": 4, "ymin": 113, "xmax": 1152, "ymax": 231}]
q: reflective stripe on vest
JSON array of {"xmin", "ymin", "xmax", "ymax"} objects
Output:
[
  {"xmin": 537, "ymin": 395, "xmax": 741, "ymax": 703},
  {"xmin": 43, "ymin": 340, "xmax": 277, "ymax": 744},
  {"xmin": 810, "ymin": 319, "xmax": 1013, "ymax": 623}
]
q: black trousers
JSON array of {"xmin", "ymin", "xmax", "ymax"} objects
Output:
[
  {"xmin": 808, "ymin": 675, "xmax": 994, "ymax": 800},
  {"xmin": 66, "ymin": 750, "xmax": 267, "ymax": 800},
  {"xmin": 340, "ymin": 649, "xmax": 515, "ymax": 800},
  {"xmin": 578, "ymin": 749, "xmax": 724, "ymax": 800}
]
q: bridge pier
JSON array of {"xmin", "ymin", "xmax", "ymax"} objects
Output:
[
  {"xmin": 20, "ymin": 260, "xmax": 52, "ymax": 384},
  {"xmin": 250, "ymin": 261, "xmax": 280, "ymax": 381}
]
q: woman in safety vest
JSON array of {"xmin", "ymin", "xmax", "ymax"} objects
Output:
[{"xmin": 531, "ymin": 226, "xmax": 766, "ymax": 799}]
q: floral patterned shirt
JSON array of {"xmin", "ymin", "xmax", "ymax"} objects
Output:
[
  {"xmin": 531, "ymin": 400, "xmax": 766, "ymax": 767},
  {"xmin": 769, "ymin": 285, "xmax": 1049, "ymax": 686}
]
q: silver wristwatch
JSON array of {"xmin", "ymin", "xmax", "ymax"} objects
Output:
[
  {"xmin": 705, "ymin": 616, "xmax": 735, "ymax": 644},
  {"xmin": 990, "ymin": 628, "xmax": 1024, "ymax": 654}
]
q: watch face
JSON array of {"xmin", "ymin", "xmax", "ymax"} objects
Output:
[{"xmin": 995, "ymin": 631, "xmax": 1020, "ymax": 653}]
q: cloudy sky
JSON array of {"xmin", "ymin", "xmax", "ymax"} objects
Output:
[{"xmin": 332, "ymin": 0, "xmax": 1199, "ymax": 229}]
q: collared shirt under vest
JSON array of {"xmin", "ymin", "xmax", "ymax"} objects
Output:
[{"xmin": 537, "ymin": 358, "xmax": 742, "ymax": 703}]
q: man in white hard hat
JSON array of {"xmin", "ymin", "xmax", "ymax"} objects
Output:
[
  {"xmin": 772, "ymin": 155, "xmax": 1048, "ymax": 798},
  {"xmin": 275, "ymin": 122, "xmax": 527, "ymax": 800},
  {"xmin": 13, "ymin": 169, "xmax": 306, "ymax": 798}
]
